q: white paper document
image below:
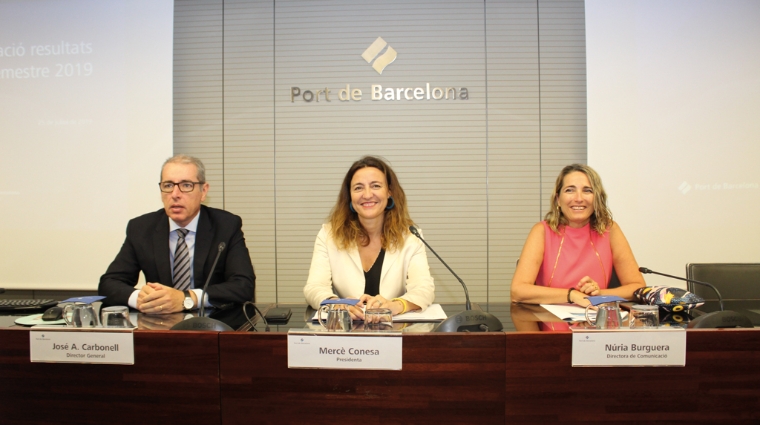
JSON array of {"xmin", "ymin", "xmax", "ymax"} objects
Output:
[
  {"xmin": 541, "ymin": 304, "xmax": 591, "ymax": 321},
  {"xmin": 541, "ymin": 304, "xmax": 628, "ymax": 322},
  {"xmin": 394, "ymin": 304, "xmax": 447, "ymax": 322},
  {"xmin": 311, "ymin": 303, "xmax": 447, "ymax": 323}
]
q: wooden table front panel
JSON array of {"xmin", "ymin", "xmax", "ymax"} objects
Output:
[
  {"xmin": 0, "ymin": 328, "xmax": 222, "ymax": 425},
  {"xmin": 220, "ymin": 333, "xmax": 506, "ymax": 425},
  {"xmin": 504, "ymin": 330, "xmax": 760, "ymax": 424}
]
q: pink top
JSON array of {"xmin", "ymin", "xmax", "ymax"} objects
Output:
[
  {"xmin": 535, "ymin": 221, "xmax": 612, "ymax": 290},
  {"xmin": 536, "ymin": 221, "xmax": 612, "ymax": 332}
]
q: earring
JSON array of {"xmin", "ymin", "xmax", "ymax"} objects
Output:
[
  {"xmin": 385, "ymin": 197, "xmax": 395, "ymax": 210},
  {"xmin": 349, "ymin": 203, "xmax": 356, "ymax": 213}
]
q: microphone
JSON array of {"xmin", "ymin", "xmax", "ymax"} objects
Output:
[
  {"xmin": 172, "ymin": 242, "xmax": 234, "ymax": 332},
  {"xmin": 638, "ymin": 267, "xmax": 752, "ymax": 328},
  {"xmin": 409, "ymin": 225, "xmax": 503, "ymax": 332},
  {"xmin": 199, "ymin": 242, "xmax": 226, "ymax": 318}
]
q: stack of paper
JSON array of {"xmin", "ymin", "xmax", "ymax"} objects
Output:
[{"xmin": 311, "ymin": 303, "xmax": 447, "ymax": 323}]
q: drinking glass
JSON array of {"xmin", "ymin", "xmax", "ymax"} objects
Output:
[
  {"xmin": 364, "ymin": 308, "xmax": 393, "ymax": 331},
  {"xmin": 629, "ymin": 304, "xmax": 659, "ymax": 329},
  {"xmin": 101, "ymin": 306, "xmax": 135, "ymax": 328}
]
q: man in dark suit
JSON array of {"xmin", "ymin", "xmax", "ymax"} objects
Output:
[{"xmin": 98, "ymin": 155, "xmax": 255, "ymax": 314}]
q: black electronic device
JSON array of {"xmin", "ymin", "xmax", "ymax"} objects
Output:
[
  {"xmin": 409, "ymin": 226, "xmax": 503, "ymax": 332},
  {"xmin": 639, "ymin": 267, "xmax": 753, "ymax": 328},
  {"xmin": 171, "ymin": 242, "xmax": 234, "ymax": 332},
  {"xmin": 41, "ymin": 306, "xmax": 64, "ymax": 321},
  {"xmin": 264, "ymin": 307, "xmax": 292, "ymax": 323},
  {"xmin": 0, "ymin": 299, "xmax": 58, "ymax": 312}
]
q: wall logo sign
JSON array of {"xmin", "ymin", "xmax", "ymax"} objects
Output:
[
  {"xmin": 290, "ymin": 36, "xmax": 469, "ymax": 103},
  {"xmin": 361, "ymin": 37, "xmax": 397, "ymax": 75}
]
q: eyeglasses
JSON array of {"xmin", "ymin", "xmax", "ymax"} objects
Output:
[{"xmin": 158, "ymin": 181, "xmax": 203, "ymax": 193}]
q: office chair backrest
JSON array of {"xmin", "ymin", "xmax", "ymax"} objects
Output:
[
  {"xmin": 685, "ymin": 263, "xmax": 760, "ymax": 301},
  {"xmin": 608, "ymin": 267, "xmax": 621, "ymax": 289}
]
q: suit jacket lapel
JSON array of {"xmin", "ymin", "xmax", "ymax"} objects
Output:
[
  {"xmin": 381, "ymin": 246, "xmax": 400, "ymax": 284},
  {"xmin": 194, "ymin": 206, "xmax": 213, "ymax": 287},
  {"xmin": 153, "ymin": 212, "xmax": 172, "ymax": 286},
  {"xmin": 348, "ymin": 248, "xmax": 363, "ymax": 274}
]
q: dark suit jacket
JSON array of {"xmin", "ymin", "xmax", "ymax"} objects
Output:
[{"xmin": 98, "ymin": 206, "xmax": 255, "ymax": 307}]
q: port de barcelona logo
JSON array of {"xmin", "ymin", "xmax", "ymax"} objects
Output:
[{"xmin": 290, "ymin": 37, "xmax": 469, "ymax": 103}]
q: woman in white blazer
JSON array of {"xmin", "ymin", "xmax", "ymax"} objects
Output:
[{"xmin": 303, "ymin": 156, "xmax": 435, "ymax": 320}]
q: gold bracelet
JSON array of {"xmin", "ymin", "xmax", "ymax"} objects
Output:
[{"xmin": 392, "ymin": 297, "xmax": 409, "ymax": 314}]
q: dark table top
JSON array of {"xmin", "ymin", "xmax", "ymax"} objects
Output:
[
  {"xmin": 694, "ymin": 299, "xmax": 760, "ymax": 325},
  {"xmin": 2, "ymin": 300, "xmax": 758, "ymax": 331},
  {"xmin": 0, "ymin": 302, "xmax": 517, "ymax": 331}
]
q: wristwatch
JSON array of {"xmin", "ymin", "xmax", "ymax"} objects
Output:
[{"xmin": 182, "ymin": 290, "xmax": 195, "ymax": 311}]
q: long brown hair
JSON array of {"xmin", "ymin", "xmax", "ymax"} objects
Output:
[
  {"xmin": 544, "ymin": 163, "xmax": 613, "ymax": 235},
  {"xmin": 328, "ymin": 156, "xmax": 414, "ymax": 251}
]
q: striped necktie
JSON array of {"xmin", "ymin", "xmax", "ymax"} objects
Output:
[{"xmin": 173, "ymin": 228, "xmax": 191, "ymax": 290}]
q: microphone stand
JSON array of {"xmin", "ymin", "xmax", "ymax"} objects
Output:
[
  {"xmin": 410, "ymin": 226, "xmax": 503, "ymax": 332},
  {"xmin": 639, "ymin": 267, "xmax": 752, "ymax": 328},
  {"xmin": 171, "ymin": 243, "xmax": 234, "ymax": 331}
]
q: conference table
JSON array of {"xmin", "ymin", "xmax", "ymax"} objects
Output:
[{"xmin": 1, "ymin": 302, "xmax": 758, "ymax": 424}]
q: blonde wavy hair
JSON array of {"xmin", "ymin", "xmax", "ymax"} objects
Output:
[
  {"xmin": 544, "ymin": 164, "xmax": 613, "ymax": 235},
  {"xmin": 328, "ymin": 156, "xmax": 414, "ymax": 252}
]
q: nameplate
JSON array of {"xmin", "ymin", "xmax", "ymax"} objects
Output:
[
  {"xmin": 571, "ymin": 328, "xmax": 686, "ymax": 367},
  {"xmin": 30, "ymin": 327, "xmax": 135, "ymax": 365},
  {"xmin": 287, "ymin": 329, "xmax": 402, "ymax": 370}
]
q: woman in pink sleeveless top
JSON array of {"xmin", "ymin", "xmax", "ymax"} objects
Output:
[{"xmin": 511, "ymin": 164, "xmax": 645, "ymax": 313}]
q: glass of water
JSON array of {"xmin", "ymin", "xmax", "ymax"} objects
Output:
[
  {"xmin": 629, "ymin": 304, "xmax": 660, "ymax": 329},
  {"xmin": 364, "ymin": 308, "xmax": 393, "ymax": 331},
  {"xmin": 100, "ymin": 306, "xmax": 135, "ymax": 328}
]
